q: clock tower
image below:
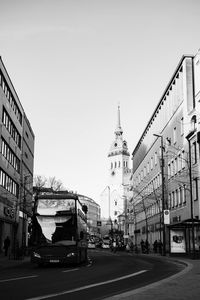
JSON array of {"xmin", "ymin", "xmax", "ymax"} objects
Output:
[{"xmin": 104, "ymin": 106, "xmax": 131, "ymax": 221}]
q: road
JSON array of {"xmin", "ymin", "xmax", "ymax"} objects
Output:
[{"xmin": 0, "ymin": 250, "xmax": 184, "ymax": 300}]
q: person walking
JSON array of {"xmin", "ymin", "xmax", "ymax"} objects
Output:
[
  {"xmin": 158, "ymin": 239, "xmax": 163, "ymax": 255},
  {"xmin": 153, "ymin": 240, "xmax": 158, "ymax": 253},
  {"xmin": 140, "ymin": 239, "xmax": 145, "ymax": 253},
  {"xmin": 4, "ymin": 236, "xmax": 11, "ymax": 257},
  {"xmin": 145, "ymin": 239, "xmax": 150, "ymax": 254}
]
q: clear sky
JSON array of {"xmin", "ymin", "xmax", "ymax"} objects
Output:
[{"xmin": 0, "ymin": 0, "xmax": 200, "ymax": 203}]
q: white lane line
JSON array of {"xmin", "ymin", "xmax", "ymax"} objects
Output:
[
  {"xmin": 62, "ymin": 268, "xmax": 79, "ymax": 273},
  {"xmin": 0, "ymin": 275, "xmax": 38, "ymax": 283},
  {"xmin": 26, "ymin": 270, "xmax": 147, "ymax": 300}
]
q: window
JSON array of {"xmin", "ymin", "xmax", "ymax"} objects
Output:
[
  {"xmin": 192, "ymin": 141, "xmax": 197, "ymax": 164},
  {"xmin": 179, "ymin": 187, "xmax": 183, "ymax": 205},
  {"xmin": 171, "ymin": 192, "xmax": 174, "ymax": 208},
  {"xmin": 154, "ymin": 152, "xmax": 158, "ymax": 166},
  {"xmin": 150, "ymin": 157, "xmax": 153, "ymax": 170},
  {"xmin": 191, "ymin": 115, "xmax": 197, "ymax": 131},
  {"xmin": 147, "ymin": 162, "xmax": 150, "ymax": 174},
  {"xmin": 0, "ymin": 168, "xmax": 19, "ymax": 197},
  {"xmin": 1, "ymin": 138, "xmax": 20, "ymax": 173},
  {"xmin": 168, "ymin": 163, "xmax": 171, "ymax": 179},
  {"xmin": 182, "ymin": 185, "xmax": 186, "ymax": 204},
  {"xmin": 0, "ymin": 72, "xmax": 22, "ymax": 124},
  {"xmin": 2, "ymin": 107, "xmax": 21, "ymax": 149},
  {"xmin": 171, "ymin": 160, "xmax": 174, "ymax": 176},
  {"xmin": 181, "ymin": 117, "xmax": 184, "ymax": 136},
  {"xmin": 193, "ymin": 178, "xmax": 198, "ymax": 201},
  {"xmin": 144, "ymin": 166, "xmax": 146, "ymax": 177},
  {"xmin": 173, "ymin": 127, "xmax": 177, "ymax": 144},
  {"xmin": 178, "ymin": 153, "xmax": 181, "ymax": 172},
  {"xmin": 181, "ymin": 150, "xmax": 185, "ymax": 169},
  {"xmin": 175, "ymin": 157, "xmax": 178, "ymax": 174},
  {"xmin": 175, "ymin": 190, "xmax": 178, "ymax": 207},
  {"xmin": 168, "ymin": 194, "xmax": 171, "ymax": 210}
]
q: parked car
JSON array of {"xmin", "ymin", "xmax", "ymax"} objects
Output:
[
  {"xmin": 102, "ymin": 242, "xmax": 110, "ymax": 249},
  {"xmin": 88, "ymin": 241, "xmax": 96, "ymax": 249}
]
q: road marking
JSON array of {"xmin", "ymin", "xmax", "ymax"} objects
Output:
[
  {"xmin": 62, "ymin": 268, "xmax": 79, "ymax": 273},
  {"xmin": 0, "ymin": 275, "xmax": 38, "ymax": 283},
  {"xmin": 26, "ymin": 270, "xmax": 147, "ymax": 300}
]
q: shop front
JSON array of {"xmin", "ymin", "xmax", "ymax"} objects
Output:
[{"xmin": 168, "ymin": 218, "xmax": 200, "ymax": 258}]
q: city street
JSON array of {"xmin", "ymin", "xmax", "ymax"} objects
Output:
[{"xmin": 0, "ymin": 250, "xmax": 183, "ymax": 300}]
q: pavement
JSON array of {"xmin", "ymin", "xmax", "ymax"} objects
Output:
[
  {"xmin": 0, "ymin": 252, "xmax": 31, "ymax": 269},
  {"xmin": 105, "ymin": 253, "xmax": 200, "ymax": 300},
  {"xmin": 0, "ymin": 252, "xmax": 200, "ymax": 300}
]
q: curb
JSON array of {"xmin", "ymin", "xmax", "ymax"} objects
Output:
[{"xmin": 103, "ymin": 256, "xmax": 193, "ymax": 300}]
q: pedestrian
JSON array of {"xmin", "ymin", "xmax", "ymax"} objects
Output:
[
  {"xmin": 112, "ymin": 239, "xmax": 117, "ymax": 252},
  {"xmin": 158, "ymin": 239, "xmax": 163, "ymax": 254},
  {"xmin": 153, "ymin": 240, "xmax": 158, "ymax": 253},
  {"xmin": 140, "ymin": 239, "xmax": 145, "ymax": 253},
  {"xmin": 145, "ymin": 239, "xmax": 150, "ymax": 254},
  {"xmin": 4, "ymin": 236, "xmax": 11, "ymax": 257}
]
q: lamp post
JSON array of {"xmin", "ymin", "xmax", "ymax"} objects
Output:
[
  {"xmin": 21, "ymin": 174, "xmax": 31, "ymax": 255},
  {"xmin": 186, "ymin": 130, "xmax": 196, "ymax": 259},
  {"xmin": 153, "ymin": 134, "xmax": 166, "ymax": 256}
]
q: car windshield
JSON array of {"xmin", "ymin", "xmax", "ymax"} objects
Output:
[{"xmin": 35, "ymin": 198, "xmax": 77, "ymax": 245}]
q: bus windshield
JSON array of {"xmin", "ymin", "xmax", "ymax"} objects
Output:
[{"xmin": 35, "ymin": 198, "xmax": 77, "ymax": 246}]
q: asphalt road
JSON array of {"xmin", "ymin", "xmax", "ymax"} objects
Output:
[{"xmin": 0, "ymin": 250, "xmax": 184, "ymax": 300}]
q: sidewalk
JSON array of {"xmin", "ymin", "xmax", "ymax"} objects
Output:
[
  {"xmin": 0, "ymin": 253, "xmax": 31, "ymax": 269},
  {"xmin": 105, "ymin": 253, "xmax": 200, "ymax": 300}
]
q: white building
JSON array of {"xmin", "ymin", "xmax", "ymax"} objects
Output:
[
  {"xmin": 101, "ymin": 106, "xmax": 132, "ymax": 230},
  {"xmin": 130, "ymin": 50, "xmax": 200, "ymax": 255}
]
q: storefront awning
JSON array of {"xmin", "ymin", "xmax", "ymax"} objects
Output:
[{"xmin": 168, "ymin": 218, "xmax": 200, "ymax": 229}]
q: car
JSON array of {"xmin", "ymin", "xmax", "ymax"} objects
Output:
[
  {"xmin": 88, "ymin": 241, "xmax": 96, "ymax": 249},
  {"xmin": 102, "ymin": 242, "xmax": 110, "ymax": 249}
]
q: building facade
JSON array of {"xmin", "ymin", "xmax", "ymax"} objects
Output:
[
  {"xmin": 0, "ymin": 57, "xmax": 35, "ymax": 253},
  {"xmin": 129, "ymin": 51, "xmax": 200, "ymax": 255},
  {"xmin": 78, "ymin": 194, "xmax": 101, "ymax": 236}
]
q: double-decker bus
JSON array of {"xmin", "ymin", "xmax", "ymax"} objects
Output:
[{"xmin": 30, "ymin": 191, "xmax": 88, "ymax": 266}]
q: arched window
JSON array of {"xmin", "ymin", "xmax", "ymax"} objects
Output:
[{"xmin": 191, "ymin": 115, "xmax": 197, "ymax": 131}]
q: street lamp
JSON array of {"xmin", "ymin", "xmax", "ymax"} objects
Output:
[
  {"xmin": 21, "ymin": 174, "xmax": 31, "ymax": 255},
  {"xmin": 186, "ymin": 130, "xmax": 196, "ymax": 259},
  {"xmin": 153, "ymin": 133, "xmax": 166, "ymax": 256}
]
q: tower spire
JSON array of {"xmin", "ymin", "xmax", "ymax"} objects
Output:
[{"xmin": 115, "ymin": 105, "xmax": 123, "ymax": 136}]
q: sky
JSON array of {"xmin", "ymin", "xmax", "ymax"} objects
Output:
[{"xmin": 0, "ymin": 0, "xmax": 200, "ymax": 204}]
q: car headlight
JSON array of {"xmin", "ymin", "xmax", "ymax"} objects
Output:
[
  {"xmin": 33, "ymin": 252, "xmax": 41, "ymax": 259},
  {"xmin": 66, "ymin": 252, "xmax": 76, "ymax": 257}
]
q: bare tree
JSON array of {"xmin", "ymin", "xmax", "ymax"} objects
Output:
[{"xmin": 33, "ymin": 175, "xmax": 65, "ymax": 191}]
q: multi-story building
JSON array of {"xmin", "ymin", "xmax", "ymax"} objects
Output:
[
  {"xmin": 0, "ymin": 57, "xmax": 35, "ymax": 253},
  {"xmin": 78, "ymin": 194, "xmax": 101, "ymax": 236},
  {"xmin": 130, "ymin": 50, "xmax": 200, "ymax": 255}
]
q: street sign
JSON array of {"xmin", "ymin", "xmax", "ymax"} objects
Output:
[{"xmin": 164, "ymin": 210, "xmax": 170, "ymax": 224}]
